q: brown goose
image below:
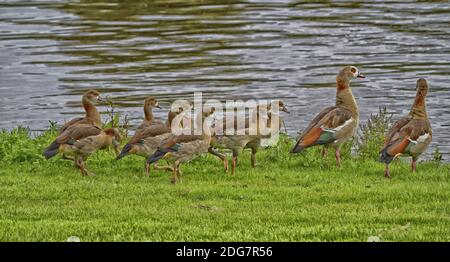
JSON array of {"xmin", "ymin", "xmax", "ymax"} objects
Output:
[
  {"xmin": 136, "ymin": 96, "xmax": 163, "ymax": 132},
  {"xmin": 291, "ymin": 66, "xmax": 365, "ymax": 167},
  {"xmin": 59, "ymin": 90, "xmax": 104, "ymax": 133},
  {"xmin": 209, "ymin": 101, "xmax": 289, "ymax": 175},
  {"xmin": 43, "ymin": 124, "xmax": 121, "ymax": 176},
  {"xmin": 116, "ymin": 107, "xmax": 185, "ymax": 174},
  {"xmin": 146, "ymin": 107, "xmax": 215, "ymax": 183},
  {"xmin": 244, "ymin": 100, "xmax": 289, "ymax": 168},
  {"xmin": 380, "ymin": 78, "xmax": 432, "ymax": 178}
]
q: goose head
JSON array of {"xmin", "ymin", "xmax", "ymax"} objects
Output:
[
  {"xmin": 339, "ymin": 66, "xmax": 365, "ymax": 81},
  {"xmin": 144, "ymin": 96, "xmax": 161, "ymax": 109},
  {"xmin": 104, "ymin": 128, "xmax": 122, "ymax": 156},
  {"xmin": 83, "ymin": 90, "xmax": 103, "ymax": 103}
]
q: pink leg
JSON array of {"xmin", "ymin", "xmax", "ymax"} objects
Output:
[
  {"xmin": 384, "ymin": 164, "xmax": 390, "ymax": 178},
  {"xmin": 231, "ymin": 156, "xmax": 237, "ymax": 176},
  {"xmin": 145, "ymin": 163, "xmax": 150, "ymax": 177},
  {"xmin": 335, "ymin": 149, "xmax": 341, "ymax": 167},
  {"xmin": 321, "ymin": 147, "xmax": 327, "ymax": 157}
]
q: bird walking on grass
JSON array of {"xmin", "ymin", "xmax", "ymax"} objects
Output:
[
  {"xmin": 116, "ymin": 104, "xmax": 186, "ymax": 175},
  {"xmin": 146, "ymin": 107, "xmax": 215, "ymax": 183},
  {"xmin": 43, "ymin": 124, "xmax": 121, "ymax": 176}
]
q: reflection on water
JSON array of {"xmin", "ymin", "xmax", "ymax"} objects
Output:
[{"xmin": 1, "ymin": 0, "xmax": 449, "ymax": 159}]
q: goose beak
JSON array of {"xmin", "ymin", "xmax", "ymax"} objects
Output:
[
  {"xmin": 97, "ymin": 96, "xmax": 105, "ymax": 102},
  {"xmin": 156, "ymin": 104, "xmax": 162, "ymax": 109},
  {"xmin": 357, "ymin": 72, "xmax": 365, "ymax": 79},
  {"xmin": 281, "ymin": 106, "xmax": 290, "ymax": 114}
]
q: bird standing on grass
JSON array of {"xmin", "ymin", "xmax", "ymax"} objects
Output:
[
  {"xmin": 291, "ymin": 66, "xmax": 365, "ymax": 167},
  {"xmin": 380, "ymin": 78, "xmax": 432, "ymax": 178},
  {"xmin": 209, "ymin": 101, "xmax": 289, "ymax": 176},
  {"xmin": 146, "ymin": 107, "xmax": 215, "ymax": 183}
]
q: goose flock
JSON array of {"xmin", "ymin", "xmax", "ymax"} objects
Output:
[{"xmin": 43, "ymin": 66, "xmax": 432, "ymax": 183}]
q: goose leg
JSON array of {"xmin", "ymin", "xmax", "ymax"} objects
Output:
[
  {"xmin": 153, "ymin": 163, "xmax": 173, "ymax": 172},
  {"xmin": 79, "ymin": 157, "xmax": 93, "ymax": 176},
  {"xmin": 171, "ymin": 161, "xmax": 180, "ymax": 184},
  {"xmin": 75, "ymin": 156, "xmax": 84, "ymax": 176},
  {"xmin": 251, "ymin": 147, "xmax": 257, "ymax": 168},
  {"xmin": 145, "ymin": 162, "xmax": 150, "ymax": 177},
  {"xmin": 176, "ymin": 162, "xmax": 182, "ymax": 183},
  {"xmin": 321, "ymin": 147, "xmax": 327, "ymax": 157},
  {"xmin": 412, "ymin": 158, "xmax": 417, "ymax": 173},
  {"xmin": 335, "ymin": 148, "xmax": 341, "ymax": 168},
  {"xmin": 209, "ymin": 147, "xmax": 228, "ymax": 172},
  {"xmin": 231, "ymin": 150, "xmax": 238, "ymax": 176},
  {"xmin": 384, "ymin": 163, "xmax": 390, "ymax": 178},
  {"xmin": 63, "ymin": 154, "xmax": 75, "ymax": 161}
]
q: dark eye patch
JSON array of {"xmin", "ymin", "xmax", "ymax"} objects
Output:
[{"xmin": 350, "ymin": 67, "xmax": 357, "ymax": 73}]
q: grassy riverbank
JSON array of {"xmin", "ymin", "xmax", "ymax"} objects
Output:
[{"xmin": 0, "ymin": 127, "xmax": 449, "ymax": 242}]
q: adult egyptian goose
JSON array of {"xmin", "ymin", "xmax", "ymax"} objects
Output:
[
  {"xmin": 59, "ymin": 90, "xmax": 104, "ymax": 133},
  {"xmin": 136, "ymin": 96, "xmax": 163, "ymax": 132},
  {"xmin": 380, "ymin": 78, "xmax": 432, "ymax": 178},
  {"xmin": 43, "ymin": 124, "xmax": 121, "ymax": 176},
  {"xmin": 146, "ymin": 107, "xmax": 215, "ymax": 183},
  {"xmin": 291, "ymin": 66, "xmax": 365, "ymax": 166}
]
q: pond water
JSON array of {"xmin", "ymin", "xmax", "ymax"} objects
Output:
[{"xmin": 1, "ymin": 0, "xmax": 449, "ymax": 159}]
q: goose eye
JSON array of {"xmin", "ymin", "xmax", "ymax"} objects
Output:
[{"xmin": 350, "ymin": 67, "xmax": 357, "ymax": 74}]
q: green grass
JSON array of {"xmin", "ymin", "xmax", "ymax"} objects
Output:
[{"xmin": 0, "ymin": 128, "xmax": 449, "ymax": 242}]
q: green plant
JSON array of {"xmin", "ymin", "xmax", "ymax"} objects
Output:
[
  {"xmin": 356, "ymin": 107, "xmax": 393, "ymax": 160},
  {"xmin": 103, "ymin": 95, "xmax": 121, "ymax": 129},
  {"xmin": 432, "ymin": 147, "xmax": 443, "ymax": 165}
]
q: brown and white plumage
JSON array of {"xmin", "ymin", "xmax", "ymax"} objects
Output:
[
  {"xmin": 380, "ymin": 78, "xmax": 432, "ymax": 177},
  {"xmin": 146, "ymin": 107, "xmax": 215, "ymax": 183},
  {"xmin": 59, "ymin": 90, "xmax": 104, "ymax": 133},
  {"xmin": 291, "ymin": 66, "xmax": 365, "ymax": 166}
]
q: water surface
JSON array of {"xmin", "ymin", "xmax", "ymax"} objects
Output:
[{"xmin": 1, "ymin": 0, "xmax": 449, "ymax": 159}]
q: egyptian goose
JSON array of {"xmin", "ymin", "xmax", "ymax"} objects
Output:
[
  {"xmin": 59, "ymin": 90, "xmax": 104, "ymax": 133},
  {"xmin": 146, "ymin": 107, "xmax": 215, "ymax": 183},
  {"xmin": 244, "ymin": 100, "xmax": 289, "ymax": 168},
  {"xmin": 291, "ymin": 66, "xmax": 365, "ymax": 166},
  {"xmin": 116, "ymin": 107, "xmax": 185, "ymax": 174},
  {"xmin": 136, "ymin": 96, "xmax": 163, "ymax": 132},
  {"xmin": 380, "ymin": 78, "xmax": 432, "ymax": 178},
  {"xmin": 209, "ymin": 101, "xmax": 289, "ymax": 176},
  {"xmin": 43, "ymin": 124, "xmax": 121, "ymax": 176}
]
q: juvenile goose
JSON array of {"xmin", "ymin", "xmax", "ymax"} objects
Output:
[
  {"xmin": 59, "ymin": 90, "xmax": 104, "ymax": 133},
  {"xmin": 116, "ymin": 107, "xmax": 185, "ymax": 174},
  {"xmin": 136, "ymin": 96, "xmax": 163, "ymax": 132},
  {"xmin": 291, "ymin": 66, "xmax": 365, "ymax": 166},
  {"xmin": 380, "ymin": 78, "xmax": 432, "ymax": 178},
  {"xmin": 244, "ymin": 100, "xmax": 289, "ymax": 168},
  {"xmin": 146, "ymin": 107, "xmax": 215, "ymax": 183},
  {"xmin": 209, "ymin": 101, "xmax": 289, "ymax": 175},
  {"xmin": 43, "ymin": 124, "xmax": 121, "ymax": 176}
]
